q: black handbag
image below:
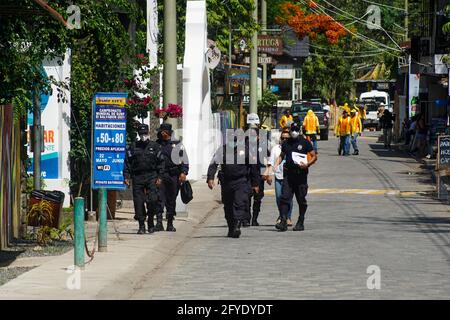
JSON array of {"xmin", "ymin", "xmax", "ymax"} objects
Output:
[{"xmin": 180, "ymin": 180, "xmax": 193, "ymax": 204}]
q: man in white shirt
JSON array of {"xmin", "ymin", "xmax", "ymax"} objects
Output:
[{"xmin": 265, "ymin": 130, "xmax": 294, "ymax": 226}]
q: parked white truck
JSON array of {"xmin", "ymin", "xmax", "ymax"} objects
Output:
[{"xmin": 359, "ymin": 90, "xmax": 392, "ymax": 130}]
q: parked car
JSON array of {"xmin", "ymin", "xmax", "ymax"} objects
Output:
[{"xmin": 291, "ymin": 100, "xmax": 330, "ymax": 140}]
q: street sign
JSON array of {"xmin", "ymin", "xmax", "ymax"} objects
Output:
[
  {"xmin": 258, "ymin": 56, "xmax": 272, "ymax": 64},
  {"xmin": 206, "ymin": 39, "xmax": 221, "ymax": 69},
  {"xmin": 258, "ymin": 35, "xmax": 283, "ymax": 55},
  {"xmin": 437, "ymin": 135, "xmax": 450, "ymax": 170},
  {"xmin": 243, "ymin": 56, "xmax": 273, "ymax": 65},
  {"xmin": 92, "ymin": 92, "xmax": 128, "ymax": 190},
  {"xmin": 247, "ymin": 113, "xmax": 260, "ymax": 125}
]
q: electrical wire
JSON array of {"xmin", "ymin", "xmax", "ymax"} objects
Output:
[
  {"xmin": 298, "ymin": 0, "xmax": 402, "ymax": 56},
  {"xmin": 361, "ymin": 0, "xmax": 407, "ymax": 12},
  {"xmin": 309, "ymin": 42, "xmax": 387, "ymax": 54},
  {"xmin": 320, "ymin": 0, "xmax": 404, "ymax": 50},
  {"xmin": 309, "ymin": 52, "xmax": 386, "ymax": 59}
]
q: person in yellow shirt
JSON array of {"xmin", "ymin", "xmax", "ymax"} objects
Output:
[
  {"xmin": 350, "ymin": 109, "xmax": 362, "ymax": 155},
  {"xmin": 335, "ymin": 109, "xmax": 351, "ymax": 156},
  {"xmin": 279, "ymin": 110, "xmax": 293, "ymax": 129},
  {"xmin": 302, "ymin": 109, "xmax": 320, "ymax": 153},
  {"xmin": 358, "ymin": 105, "xmax": 367, "ymax": 131}
]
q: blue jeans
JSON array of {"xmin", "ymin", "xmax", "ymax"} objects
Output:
[
  {"xmin": 351, "ymin": 133, "xmax": 359, "ymax": 152},
  {"xmin": 275, "ymin": 178, "xmax": 293, "ymax": 219},
  {"xmin": 339, "ymin": 135, "xmax": 350, "ymax": 155}
]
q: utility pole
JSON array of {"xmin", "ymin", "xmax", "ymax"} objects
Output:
[
  {"xmin": 405, "ymin": 0, "xmax": 409, "ymax": 41},
  {"xmin": 228, "ymin": 16, "xmax": 232, "ymax": 103},
  {"xmin": 261, "ymin": 0, "xmax": 267, "ymax": 92},
  {"xmin": 33, "ymin": 91, "xmax": 41, "ymax": 190},
  {"xmin": 163, "ymin": 0, "xmax": 178, "ymax": 130},
  {"xmin": 249, "ymin": 0, "xmax": 258, "ymax": 125}
]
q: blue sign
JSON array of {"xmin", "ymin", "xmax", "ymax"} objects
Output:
[{"xmin": 92, "ymin": 92, "xmax": 128, "ymax": 190}]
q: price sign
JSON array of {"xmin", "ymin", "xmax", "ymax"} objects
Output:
[
  {"xmin": 92, "ymin": 92, "xmax": 128, "ymax": 189},
  {"xmin": 437, "ymin": 135, "xmax": 450, "ymax": 170}
]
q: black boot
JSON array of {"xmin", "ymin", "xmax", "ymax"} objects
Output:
[
  {"xmin": 242, "ymin": 220, "xmax": 250, "ymax": 228},
  {"xmin": 166, "ymin": 215, "xmax": 176, "ymax": 232},
  {"xmin": 231, "ymin": 220, "xmax": 242, "ymax": 238},
  {"xmin": 293, "ymin": 214, "xmax": 305, "ymax": 231},
  {"xmin": 147, "ymin": 215, "xmax": 155, "ymax": 234},
  {"xmin": 154, "ymin": 213, "xmax": 164, "ymax": 232},
  {"xmin": 137, "ymin": 222, "xmax": 146, "ymax": 234},
  {"xmin": 226, "ymin": 219, "xmax": 234, "ymax": 238},
  {"xmin": 276, "ymin": 216, "xmax": 288, "ymax": 232},
  {"xmin": 251, "ymin": 212, "xmax": 259, "ymax": 226}
]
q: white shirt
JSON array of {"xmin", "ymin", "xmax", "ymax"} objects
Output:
[{"xmin": 269, "ymin": 144, "xmax": 285, "ymax": 180}]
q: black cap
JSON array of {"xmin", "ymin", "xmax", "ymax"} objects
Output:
[
  {"xmin": 290, "ymin": 122, "xmax": 301, "ymax": 132},
  {"xmin": 137, "ymin": 124, "xmax": 149, "ymax": 134},
  {"xmin": 158, "ymin": 123, "xmax": 173, "ymax": 133}
]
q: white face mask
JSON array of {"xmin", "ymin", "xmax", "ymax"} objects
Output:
[
  {"xmin": 290, "ymin": 131, "xmax": 300, "ymax": 139},
  {"xmin": 139, "ymin": 134, "xmax": 150, "ymax": 141}
]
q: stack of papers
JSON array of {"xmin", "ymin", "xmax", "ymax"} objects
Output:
[{"xmin": 292, "ymin": 152, "xmax": 308, "ymax": 165}]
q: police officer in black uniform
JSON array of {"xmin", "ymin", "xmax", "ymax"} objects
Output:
[
  {"xmin": 156, "ymin": 123, "xmax": 189, "ymax": 232},
  {"xmin": 207, "ymin": 134, "xmax": 260, "ymax": 238},
  {"xmin": 245, "ymin": 128, "xmax": 269, "ymax": 227},
  {"xmin": 273, "ymin": 123, "xmax": 317, "ymax": 232},
  {"xmin": 124, "ymin": 124, "xmax": 165, "ymax": 234}
]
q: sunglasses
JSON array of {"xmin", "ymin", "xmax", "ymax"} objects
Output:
[{"xmin": 280, "ymin": 137, "xmax": 289, "ymax": 141}]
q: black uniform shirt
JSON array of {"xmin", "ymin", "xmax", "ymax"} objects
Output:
[
  {"xmin": 124, "ymin": 140, "xmax": 165, "ymax": 180},
  {"xmin": 281, "ymin": 136, "xmax": 313, "ymax": 184},
  {"xmin": 157, "ymin": 138, "xmax": 189, "ymax": 175},
  {"xmin": 207, "ymin": 143, "xmax": 260, "ymax": 187}
]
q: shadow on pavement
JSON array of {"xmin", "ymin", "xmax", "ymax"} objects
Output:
[{"xmin": 0, "ymin": 250, "xmax": 25, "ymax": 267}]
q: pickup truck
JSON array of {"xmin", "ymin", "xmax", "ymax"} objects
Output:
[{"xmin": 291, "ymin": 101, "xmax": 329, "ymax": 140}]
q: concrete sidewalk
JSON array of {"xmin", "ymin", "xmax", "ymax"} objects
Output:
[{"xmin": 0, "ymin": 181, "xmax": 221, "ymax": 299}]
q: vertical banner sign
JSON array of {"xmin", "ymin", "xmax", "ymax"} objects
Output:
[
  {"xmin": 147, "ymin": 0, "xmax": 158, "ymax": 68},
  {"xmin": 92, "ymin": 93, "xmax": 128, "ymax": 190}
]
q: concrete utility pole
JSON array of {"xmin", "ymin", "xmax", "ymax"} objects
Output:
[
  {"xmin": 163, "ymin": 0, "xmax": 178, "ymax": 129},
  {"xmin": 405, "ymin": 0, "xmax": 409, "ymax": 41},
  {"xmin": 33, "ymin": 91, "xmax": 41, "ymax": 190},
  {"xmin": 261, "ymin": 0, "xmax": 267, "ymax": 92},
  {"xmin": 249, "ymin": 0, "xmax": 258, "ymax": 123}
]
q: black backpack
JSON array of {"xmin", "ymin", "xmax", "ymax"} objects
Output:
[{"xmin": 180, "ymin": 180, "xmax": 193, "ymax": 204}]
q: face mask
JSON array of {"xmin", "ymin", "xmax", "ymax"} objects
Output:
[
  {"xmin": 139, "ymin": 134, "xmax": 149, "ymax": 141},
  {"xmin": 290, "ymin": 131, "xmax": 300, "ymax": 139}
]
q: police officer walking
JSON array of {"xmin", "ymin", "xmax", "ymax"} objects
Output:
[
  {"xmin": 207, "ymin": 135, "xmax": 260, "ymax": 238},
  {"xmin": 124, "ymin": 124, "xmax": 165, "ymax": 234},
  {"xmin": 245, "ymin": 128, "xmax": 268, "ymax": 227},
  {"xmin": 273, "ymin": 123, "xmax": 317, "ymax": 232},
  {"xmin": 156, "ymin": 123, "xmax": 189, "ymax": 232}
]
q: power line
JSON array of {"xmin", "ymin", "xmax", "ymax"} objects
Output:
[
  {"xmin": 320, "ymin": 0, "xmax": 403, "ymax": 50},
  {"xmin": 361, "ymin": 0, "xmax": 407, "ymax": 12},
  {"xmin": 299, "ymin": 0, "xmax": 402, "ymax": 55},
  {"xmin": 309, "ymin": 52, "xmax": 386, "ymax": 58},
  {"xmin": 309, "ymin": 43, "xmax": 387, "ymax": 54}
]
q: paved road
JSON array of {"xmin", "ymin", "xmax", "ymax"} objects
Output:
[{"xmin": 131, "ymin": 132, "xmax": 450, "ymax": 299}]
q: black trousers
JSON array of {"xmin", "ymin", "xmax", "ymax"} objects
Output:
[
  {"xmin": 222, "ymin": 178, "xmax": 251, "ymax": 227},
  {"xmin": 132, "ymin": 174, "xmax": 160, "ymax": 223},
  {"xmin": 159, "ymin": 174, "xmax": 180, "ymax": 217},
  {"xmin": 279, "ymin": 172, "xmax": 308, "ymax": 224},
  {"xmin": 248, "ymin": 177, "xmax": 265, "ymax": 221}
]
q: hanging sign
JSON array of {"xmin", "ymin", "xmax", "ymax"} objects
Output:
[
  {"xmin": 206, "ymin": 39, "xmax": 221, "ymax": 69},
  {"xmin": 92, "ymin": 92, "xmax": 128, "ymax": 190},
  {"xmin": 437, "ymin": 135, "xmax": 450, "ymax": 170},
  {"xmin": 258, "ymin": 35, "xmax": 283, "ymax": 55}
]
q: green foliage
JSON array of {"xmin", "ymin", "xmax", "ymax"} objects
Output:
[
  {"xmin": 258, "ymin": 90, "xmax": 278, "ymax": 124},
  {"xmin": 207, "ymin": 0, "xmax": 259, "ymax": 55}
]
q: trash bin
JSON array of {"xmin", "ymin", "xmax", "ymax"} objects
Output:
[{"xmin": 28, "ymin": 190, "xmax": 65, "ymax": 228}]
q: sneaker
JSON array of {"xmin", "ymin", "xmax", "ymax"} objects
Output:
[{"xmin": 287, "ymin": 218, "xmax": 293, "ymax": 226}]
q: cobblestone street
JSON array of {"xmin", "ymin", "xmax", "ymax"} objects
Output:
[{"xmin": 131, "ymin": 133, "xmax": 450, "ymax": 300}]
